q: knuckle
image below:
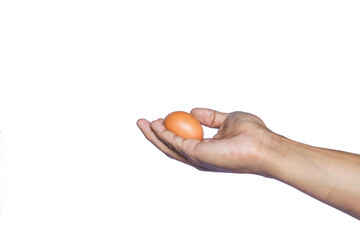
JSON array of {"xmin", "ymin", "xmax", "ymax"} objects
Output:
[
  {"xmin": 210, "ymin": 111, "xmax": 217, "ymax": 127},
  {"xmin": 188, "ymin": 141, "xmax": 203, "ymax": 162}
]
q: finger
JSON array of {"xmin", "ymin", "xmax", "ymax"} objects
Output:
[
  {"xmin": 150, "ymin": 119, "xmax": 189, "ymax": 156},
  {"xmin": 136, "ymin": 118, "xmax": 189, "ymax": 164},
  {"xmin": 137, "ymin": 119, "xmax": 209, "ymax": 171},
  {"xmin": 150, "ymin": 119, "xmax": 210, "ymax": 168},
  {"xmin": 150, "ymin": 119, "xmax": 232, "ymax": 172},
  {"xmin": 202, "ymin": 138, "xmax": 213, "ymax": 143},
  {"xmin": 190, "ymin": 108, "xmax": 229, "ymax": 128}
]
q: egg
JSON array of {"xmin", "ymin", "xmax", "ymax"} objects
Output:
[{"xmin": 163, "ymin": 111, "xmax": 204, "ymax": 141}]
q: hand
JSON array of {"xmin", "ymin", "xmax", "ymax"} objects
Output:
[
  {"xmin": 137, "ymin": 108, "xmax": 275, "ymax": 176},
  {"xmin": 138, "ymin": 108, "xmax": 360, "ymax": 219}
]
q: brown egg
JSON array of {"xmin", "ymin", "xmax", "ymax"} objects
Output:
[{"xmin": 163, "ymin": 111, "xmax": 203, "ymax": 141}]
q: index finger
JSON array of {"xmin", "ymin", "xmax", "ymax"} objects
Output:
[{"xmin": 150, "ymin": 119, "xmax": 203, "ymax": 163}]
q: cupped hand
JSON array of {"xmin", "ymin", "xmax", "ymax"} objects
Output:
[{"xmin": 137, "ymin": 108, "xmax": 274, "ymax": 176}]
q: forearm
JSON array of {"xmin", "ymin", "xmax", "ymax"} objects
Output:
[{"xmin": 264, "ymin": 134, "xmax": 360, "ymax": 219}]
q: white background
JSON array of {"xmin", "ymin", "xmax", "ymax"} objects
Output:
[{"xmin": 0, "ymin": 0, "xmax": 359, "ymax": 239}]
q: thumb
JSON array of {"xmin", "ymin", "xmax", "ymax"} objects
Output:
[{"xmin": 190, "ymin": 108, "xmax": 229, "ymax": 128}]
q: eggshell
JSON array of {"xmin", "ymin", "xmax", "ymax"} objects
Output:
[{"xmin": 163, "ymin": 111, "xmax": 203, "ymax": 141}]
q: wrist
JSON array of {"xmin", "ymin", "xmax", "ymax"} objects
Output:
[
  {"xmin": 256, "ymin": 130, "xmax": 290, "ymax": 178},
  {"xmin": 260, "ymin": 131, "xmax": 317, "ymax": 182}
]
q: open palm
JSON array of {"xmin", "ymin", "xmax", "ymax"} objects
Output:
[{"xmin": 137, "ymin": 108, "xmax": 271, "ymax": 175}]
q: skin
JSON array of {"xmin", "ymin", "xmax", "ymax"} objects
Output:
[{"xmin": 137, "ymin": 108, "xmax": 360, "ymax": 220}]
